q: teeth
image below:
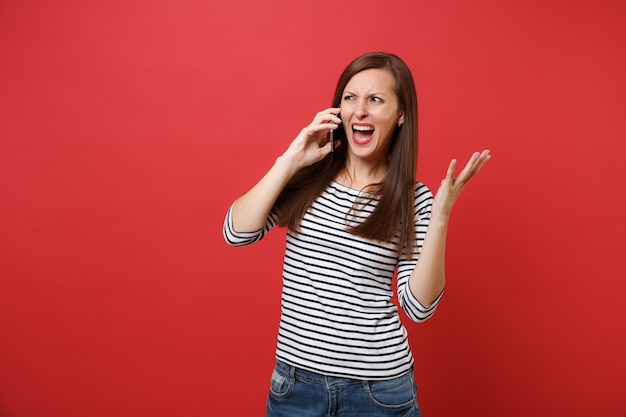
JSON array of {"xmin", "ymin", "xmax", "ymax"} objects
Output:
[{"xmin": 353, "ymin": 125, "xmax": 374, "ymax": 131}]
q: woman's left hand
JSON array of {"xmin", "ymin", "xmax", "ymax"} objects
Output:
[{"xmin": 432, "ymin": 150, "xmax": 491, "ymax": 219}]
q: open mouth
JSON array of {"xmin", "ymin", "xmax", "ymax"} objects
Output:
[{"xmin": 352, "ymin": 124, "xmax": 375, "ymax": 145}]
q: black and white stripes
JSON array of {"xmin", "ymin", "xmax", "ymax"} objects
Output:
[{"xmin": 223, "ymin": 181, "xmax": 442, "ymax": 380}]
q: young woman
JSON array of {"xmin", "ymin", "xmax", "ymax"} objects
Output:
[{"xmin": 223, "ymin": 52, "xmax": 490, "ymax": 417}]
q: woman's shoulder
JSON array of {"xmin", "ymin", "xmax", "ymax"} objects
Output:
[
  {"xmin": 413, "ymin": 182, "xmax": 434, "ymax": 215},
  {"xmin": 414, "ymin": 181, "xmax": 433, "ymax": 199}
]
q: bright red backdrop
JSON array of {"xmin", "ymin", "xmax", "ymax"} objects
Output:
[{"xmin": 1, "ymin": 1, "xmax": 625, "ymax": 416}]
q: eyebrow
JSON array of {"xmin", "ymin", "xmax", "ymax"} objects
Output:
[{"xmin": 343, "ymin": 90, "xmax": 387, "ymax": 97}]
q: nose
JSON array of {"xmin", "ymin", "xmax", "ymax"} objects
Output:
[{"xmin": 354, "ymin": 99, "xmax": 368, "ymax": 119}]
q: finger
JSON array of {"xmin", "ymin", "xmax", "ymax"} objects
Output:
[
  {"xmin": 466, "ymin": 150, "xmax": 491, "ymax": 176},
  {"xmin": 452, "ymin": 155, "xmax": 473, "ymax": 180},
  {"xmin": 476, "ymin": 150, "xmax": 491, "ymax": 168},
  {"xmin": 445, "ymin": 159, "xmax": 457, "ymax": 181},
  {"xmin": 313, "ymin": 108, "xmax": 342, "ymax": 125},
  {"xmin": 305, "ymin": 122, "xmax": 338, "ymax": 138},
  {"xmin": 329, "ymin": 107, "xmax": 342, "ymax": 119},
  {"xmin": 475, "ymin": 149, "xmax": 490, "ymax": 163},
  {"xmin": 456, "ymin": 150, "xmax": 490, "ymax": 184},
  {"xmin": 319, "ymin": 136, "xmax": 340, "ymax": 156},
  {"xmin": 446, "ymin": 158, "xmax": 476, "ymax": 189}
]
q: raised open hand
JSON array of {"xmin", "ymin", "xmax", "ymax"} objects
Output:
[{"xmin": 431, "ymin": 150, "xmax": 491, "ymax": 219}]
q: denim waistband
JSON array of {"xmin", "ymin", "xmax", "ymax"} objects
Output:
[
  {"xmin": 275, "ymin": 359, "xmax": 366, "ymax": 386},
  {"xmin": 274, "ymin": 359, "xmax": 413, "ymax": 387}
]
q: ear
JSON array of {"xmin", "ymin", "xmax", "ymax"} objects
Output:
[{"xmin": 397, "ymin": 112, "xmax": 405, "ymax": 126}]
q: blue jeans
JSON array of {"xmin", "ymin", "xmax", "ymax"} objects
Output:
[{"xmin": 266, "ymin": 360, "xmax": 422, "ymax": 417}]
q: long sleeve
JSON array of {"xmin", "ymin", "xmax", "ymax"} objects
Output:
[
  {"xmin": 396, "ymin": 183, "xmax": 443, "ymax": 322},
  {"xmin": 222, "ymin": 204, "xmax": 279, "ymax": 247}
]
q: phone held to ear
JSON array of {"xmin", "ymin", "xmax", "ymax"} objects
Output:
[
  {"xmin": 329, "ymin": 112, "xmax": 340, "ymax": 153},
  {"xmin": 329, "ymin": 128, "xmax": 334, "ymax": 153}
]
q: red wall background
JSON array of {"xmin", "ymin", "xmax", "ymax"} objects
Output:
[{"xmin": 1, "ymin": 1, "xmax": 625, "ymax": 416}]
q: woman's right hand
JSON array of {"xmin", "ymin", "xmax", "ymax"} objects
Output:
[
  {"xmin": 282, "ymin": 107, "xmax": 342, "ymax": 169},
  {"xmin": 230, "ymin": 108, "xmax": 341, "ymax": 233}
]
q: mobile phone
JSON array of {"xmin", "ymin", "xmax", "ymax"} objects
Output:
[{"xmin": 329, "ymin": 112, "xmax": 340, "ymax": 153}]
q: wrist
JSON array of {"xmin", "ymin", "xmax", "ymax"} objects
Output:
[
  {"xmin": 428, "ymin": 214, "xmax": 450, "ymax": 229},
  {"xmin": 275, "ymin": 154, "xmax": 302, "ymax": 177}
]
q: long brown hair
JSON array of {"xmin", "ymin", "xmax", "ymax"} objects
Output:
[{"xmin": 275, "ymin": 52, "xmax": 419, "ymax": 255}]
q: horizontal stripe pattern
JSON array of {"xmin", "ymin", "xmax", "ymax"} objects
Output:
[{"xmin": 223, "ymin": 181, "xmax": 442, "ymax": 380}]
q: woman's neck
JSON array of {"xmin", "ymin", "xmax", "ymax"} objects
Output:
[{"xmin": 337, "ymin": 157, "xmax": 388, "ymax": 191}]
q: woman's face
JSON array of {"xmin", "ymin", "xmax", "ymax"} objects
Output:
[{"xmin": 340, "ymin": 68, "xmax": 404, "ymax": 164}]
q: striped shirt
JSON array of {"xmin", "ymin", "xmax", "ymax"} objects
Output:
[{"xmin": 223, "ymin": 181, "xmax": 442, "ymax": 380}]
